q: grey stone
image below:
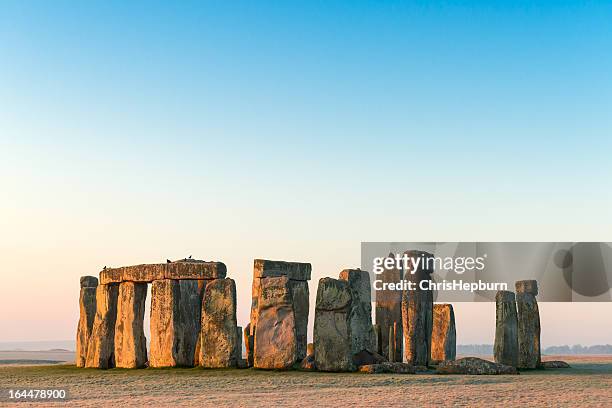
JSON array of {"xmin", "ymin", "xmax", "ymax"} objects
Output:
[
  {"xmin": 253, "ymin": 259, "xmax": 312, "ymax": 280},
  {"xmin": 359, "ymin": 362, "xmax": 416, "ymax": 374},
  {"xmin": 540, "ymin": 360, "xmax": 570, "ymax": 369},
  {"xmin": 114, "ymin": 282, "xmax": 148, "ymax": 368},
  {"xmin": 254, "ymin": 276, "xmax": 297, "ymax": 369},
  {"xmin": 375, "ymin": 253, "xmax": 403, "ymax": 362},
  {"xmin": 516, "ymin": 280, "xmax": 538, "ymax": 296},
  {"xmin": 436, "ymin": 357, "xmax": 518, "ymax": 375},
  {"xmin": 76, "ymin": 276, "xmax": 97, "ymax": 367},
  {"xmin": 314, "ymin": 277, "xmax": 354, "ymax": 372},
  {"xmin": 494, "ymin": 291, "xmax": 519, "ymax": 367},
  {"xmin": 431, "ymin": 304, "xmax": 456, "ymax": 364},
  {"xmin": 244, "ymin": 324, "xmax": 254, "ymax": 367},
  {"xmin": 100, "ymin": 261, "xmax": 226, "ymax": 284},
  {"xmin": 517, "ymin": 289, "xmax": 541, "ymax": 369},
  {"xmin": 289, "ymin": 279, "xmax": 309, "ymax": 360},
  {"xmin": 200, "ymin": 278, "xmax": 239, "ymax": 368},
  {"xmin": 339, "ymin": 269, "xmax": 376, "ymax": 356},
  {"xmin": 85, "ymin": 284, "xmax": 119, "ymax": 369}
]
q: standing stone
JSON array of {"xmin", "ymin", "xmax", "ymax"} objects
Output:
[
  {"xmin": 85, "ymin": 283, "xmax": 119, "ymax": 369},
  {"xmin": 339, "ymin": 269, "xmax": 376, "ymax": 356},
  {"xmin": 193, "ymin": 279, "xmax": 209, "ymax": 367},
  {"xmin": 516, "ymin": 280, "xmax": 541, "ymax": 369},
  {"xmin": 244, "ymin": 324, "xmax": 254, "ymax": 367},
  {"xmin": 149, "ymin": 279, "xmax": 181, "ymax": 367},
  {"xmin": 402, "ymin": 250, "xmax": 434, "ymax": 366},
  {"xmin": 76, "ymin": 276, "xmax": 98, "ymax": 368},
  {"xmin": 314, "ymin": 277, "xmax": 354, "ymax": 372},
  {"xmin": 388, "ymin": 325, "xmax": 395, "ymax": 362},
  {"xmin": 177, "ymin": 280, "xmax": 202, "ymax": 367},
  {"xmin": 430, "ymin": 304, "xmax": 456, "ymax": 364},
  {"xmin": 376, "ymin": 253, "xmax": 403, "ymax": 362},
  {"xmin": 235, "ymin": 326, "xmax": 243, "ymax": 362},
  {"xmin": 289, "ymin": 280, "xmax": 309, "ymax": 360},
  {"xmin": 373, "ymin": 324, "xmax": 382, "ymax": 355},
  {"xmin": 254, "ymin": 276, "xmax": 298, "ymax": 369},
  {"xmin": 200, "ymin": 278, "xmax": 239, "ymax": 368},
  {"xmin": 494, "ymin": 291, "xmax": 519, "ymax": 367},
  {"xmin": 114, "ymin": 282, "xmax": 148, "ymax": 368}
]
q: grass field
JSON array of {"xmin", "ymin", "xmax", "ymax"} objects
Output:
[{"xmin": 1, "ymin": 356, "xmax": 610, "ymax": 407}]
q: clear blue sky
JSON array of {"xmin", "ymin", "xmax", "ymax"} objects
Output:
[{"xmin": 1, "ymin": 1, "xmax": 612, "ymax": 344}]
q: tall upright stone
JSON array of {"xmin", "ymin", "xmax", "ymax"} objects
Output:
[
  {"xmin": 402, "ymin": 250, "xmax": 434, "ymax": 366},
  {"xmin": 200, "ymin": 278, "xmax": 239, "ymax": 368},
  {"xmin": 85, "ymin": 283, "xmax": 119, "ymax": 369},
  {"xmin": 376, "ymin": 253, "xmax": 403, "ymax": 362},
  {"xmin": 254, "ymin": 276, "xmax": 297, "ymax": 369},
  {"xmin": 516, "ymin": 280, "xmax": 541, "ymax": 369},
  {"xmin": 193, "ymin": 279, "xmax": 209, "ymax": 367},
  {"xmin": 494, "ymin": 291, "xmax": 519, "ymax": 367},
  {"xmin": 431, "ymin": 304, "xmax": 456, "ymax": 364},
  {"xmin": 150, "ymin": 279, "xmax": 201, "ymax": 367},
  {"xmin": 114, "ymin": 282, "xmax": 148, "ymax": 368},
  {"xmin": 76, "ymin": 276, "xmax": 98, "ymax": 368},
  {"xmin": 314, "ymin": 277, "xmax": 354, "ymax": 372},
  {"xmin": 339, "ymin": 269, "xmax": 376, "ymax": 356},
  {"xmin": 289, "ymin": 280, "xmax": 309, "ymax": 360},
  {"xmin": 244, "ymin": 324, "xmax": 254, "ymax": 367}
]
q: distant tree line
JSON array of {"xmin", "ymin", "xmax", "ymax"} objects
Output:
[{"xmin": 457, "ymin": 344, "xmax": 612, "ymax": 355}]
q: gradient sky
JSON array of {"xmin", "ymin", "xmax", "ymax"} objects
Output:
[{"xmin": 1, "ymin": 1, "xmax": 612, "ymax": 346}]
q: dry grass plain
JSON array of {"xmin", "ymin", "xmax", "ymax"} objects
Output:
[{"xmin": 1, "ymin": 356, "xmax": 610, "ymax": 407}]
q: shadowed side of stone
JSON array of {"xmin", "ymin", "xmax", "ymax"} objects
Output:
[
  {"xmin": 339, "ymin": 269, "xmax": 376, "ymax": 357},
  {"xmin": 244, "ymin": 324, "xmax": 254, "ymax": 367},
  {"xmin": 114, "ymin": 282, "xmax": 148, "ymax": 368},
  {"xmin": 254, "ymin": 276, "xmax": 298, "ymax": 369},
  {"xmin": 200, "ymin": 278, "xmax": 239, "ymax": 368},
  {"xmin": 375, "ymin": 253, "xmax": 403, "ymax": 362},
  {"xmin": 494, "ymin": 290, "xmax": 518, "ymax": 367},
  {"xmin": 516, "ymin": 280, "xmax": 541, "ymax": 369},
  {"xmin": 436, "ymin": 357, "xmax": 518, "ymax": 375},
  {"xmin": 314, "ymin": 277, "xmax": 354, "ymax": 372},
  {"xmin": 85, "ymin": 283, "xmax": 119, "ymax": 369},
  {"xmin": 430, "ymin": 304, "xmax": 456, "ymax": 364},
  {"xmin": 76, "ymin": 276, "xmax": 98, "ymax": 367}
]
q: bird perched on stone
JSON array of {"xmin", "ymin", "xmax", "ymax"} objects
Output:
[
  {"xmin": 188, "ymin": 255, "xmax": 192, "ymax": 259},
  {"xmin": 166, "ymin": 259, "xmax": 172, "ymax": 263},
  {"xmin": 103, "ymin": 266, "xmax": 107, "ymax": 270}
]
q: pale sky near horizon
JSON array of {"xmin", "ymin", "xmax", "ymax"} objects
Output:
[{"xmin": 1, "ymin": 1, "xmax": 612, "ymax": 346}]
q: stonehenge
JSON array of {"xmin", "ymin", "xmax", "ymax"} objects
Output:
[
  {"xmin": 76, "ymin": 276, "xmax": 98, "ymax": 367},
  {"xmin": 402, "ymin": 250, "xmax": 434, "ymax": 366},
  {"xmin": 76, "ymin": 254, "xmax": 551, "ymax": 375},
  {"xmin": 516, "ymin": 280, "xmax": 541, "ymax": 369},
  {"xmin": 494, "ymin": 290, "xmax": 519, "ymax": 367},
  {"xmin": 430, "ymin": 304, "xmax": 456, "ymax": 364}
]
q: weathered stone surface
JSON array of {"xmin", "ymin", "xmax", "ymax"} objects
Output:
[
  {"xmin": 76, "ymin": 276, "xmax": 97, "ymax": 367},
  {"xmin": 192, "ymin": 280, "xmax": 209, "ymax": 367},
  {"xmin": 85, "ymin": 284, "xmax": 119, "ymax": 369},
  {"xmin": 80, "ymin": 276, "xmax": 98, "ymax": 288},
  {"xmin": 353, "ymin": 349, "xmax": 387, "ymax": 366},
  {"xmin": 431, "ymin": 304, "xmax": 456, "ymax": 364},
  {"xmin": 300, "ymin": 355, "xmax": 316, "ymax": 370},
  {"xmin": 376, "ymin": 253, "xmax": 403, "ymax": 362},
  {"xmin": 516, "ymin": 285, "xmax": 541, "ymax": 369},
  {"xmin": 314, "ymin": 277, "xmax": 354, "ymax": 372},
  {"xmin": 100, "ymin": 261, "xmax": 226, "ymax": 284},
  {"xmin": 149, "ymin": 279, "xmax": 202, "ymax": 367},
  {"xmin": 359, "ymin": 362, "xmax": 416, "ymax": 374},
  {"xmin": 516, "ymin": 280, "xmax": 538, "ymax": 296},
  {"xmin": 373, "ymin": 324, "xmax": 382, "ymax": 355},
  {"xmin": 388, "ymin": 324, "xmax": 396, "ymax": 362},
  {"xmin": 289, "ymin": 279, "xmax": 309, "ymax": 360},
  {"xmin": 436, "ymin": 357, "xmax": 519, "ymax": 375},
  {"xmin": 402, "ymin": 250, "xmax": 434, "ymax": 366},
  {"xmin": 237, "ymin": 359, "xmax": 249, "ymax": 369},
  {"xmin": 494, "ymin": 291, "xmax": 518, "ymax": 367},
  {"xmin": 339, "ymin": 269, "xmax": 376, "ymax": 356},
  {"xmin": 253, "ymin": 259, "xmax": 312, "ymax": 280},
  {"xmin": 254, "ymin": 276, "xmax": 298, "ymax": 369},
  {"xmin": 244, "ymin": 324, "xmax": 254, "ymax": 367},
  {"xmin": 235, "ymin": 326, "xmax": 243, "ymax": 361},
  {"xmin": 200, "ymin": 278, "xmax": 239, "ymax": 368},
  {"xmin": 114, "ymin": 282, "xmax": 148, "ymax": 368},
  {"xmin": 540, "ymin": 360, "xmax": 570, "ymax": 369},
  {"xmin": 249, "ymin": 276, "xmax": 261, "ymax": 336}
]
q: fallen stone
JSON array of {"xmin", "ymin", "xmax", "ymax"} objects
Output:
[
  {"xmin": 200, "ymin": 278, "xmax": 239, "ymax": 368},
  {"xmin": 358, "ymin": 362, "xmax": 416, "ymax": 374},
  {"xmin": 436, "ymin": 357, "xmax": 519, "ymax": 375},
  {"xmin": 314, "ymin": 277, "xmax": 354, "ymax": 372},
  {"xmin": 353, "ymin": 349, "xmax": 387, "ymax": 366},
  {"xmin": 402, "ymin": 250, "xmax": 434, "ymax": 366},
  {"xmin": 85, "ymin": 284, "xmax": 119, "ymax": 369},
  {"xmin": 254, "ymin": 276, "xmax": 297, "ymax": 369},
  {"xmin": 431, "ymin": 304, "xmax": 456, "ymax": 364},
  {"xmin": 339, "ymin": 269, "xmax": 376, "ymax": 356},
  {"xmin": 375, "ymin": 253, "xmax": 403, "ymax": 362},
  {"xmin": 76, "ymin": 276, "xmax": 98, "ymax": 367},
  {"xmin": 540, "ymin": 360, "xmax": 570, "ymax": 369},
  {"xmin": 114, "ymin": 282, "xmax": 148, "ymax": 368},
  {"xmin": 494, "ymin": 291, "xmax": 519, "ymax": 367},
  {"xmin": 100, "ymin": 261, "xmax": 226, "ymax": 284},
  {"xmin": 516, "ymin": 281, "xmax": 541, "ymax": 369}
]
